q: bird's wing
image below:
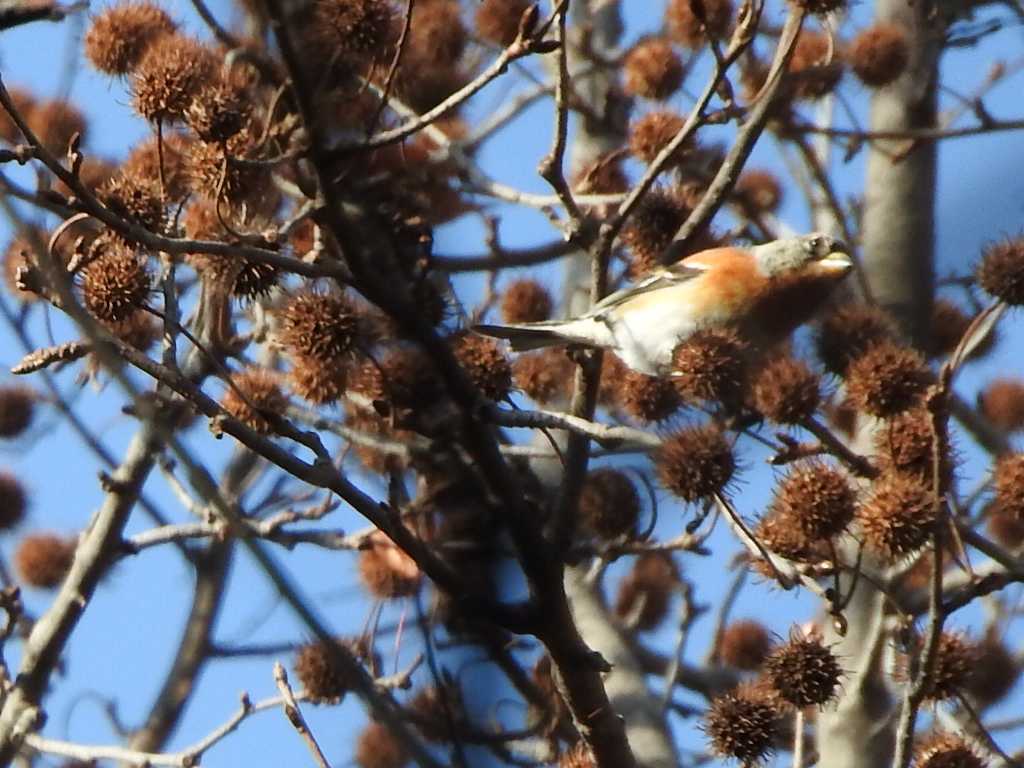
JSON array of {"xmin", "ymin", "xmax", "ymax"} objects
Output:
[{"xmin": 590, "ymin": 261, "xmax": 706, "ymax": 315}]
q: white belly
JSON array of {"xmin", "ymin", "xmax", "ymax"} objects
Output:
[{"xmin": 607, "ymin": 302, "xmax": 698, "ymax": 375}]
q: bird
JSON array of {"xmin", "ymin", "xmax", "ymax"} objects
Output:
[{"xmin": 474, "ymin": 233, "xmax": 853, "ymax": 376}]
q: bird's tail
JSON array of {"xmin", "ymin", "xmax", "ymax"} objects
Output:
[{"xmin": 473, "ymin": 318, "xmax": 608, "ymax": 352}]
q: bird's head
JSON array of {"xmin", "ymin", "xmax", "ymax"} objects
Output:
[{"xmin": 753, "ymin": 233, "xmax": 853, "ymax": 280}]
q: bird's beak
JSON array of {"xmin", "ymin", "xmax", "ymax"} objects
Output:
[{"xmin": 816, "ymin": 251, "xmax": 854, "ymax": 275}]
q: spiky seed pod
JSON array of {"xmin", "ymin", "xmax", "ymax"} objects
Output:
[
  {"xmin": 294, "ymin": 639, "xmax": 355, "ymax": 703},
  {"xmin": 719, "ymin": 620, "xmax": 774, "ymax": 670},
  {"xmin": 512, "ymin": 349, "xmax": 573, "ymax": 404},
  {"xmin": 474, "ymin": 0, "xmax": 530, "ymax": 46},
  {"xmin": 501, "ymin": 279, "xmax": 552, "ymax": 324},
  {"xmin": 354, "ymin": 721, "xmax": 408, "ymax": 768},
  {"xmin": 825, "ymin": 395, "xmax": 858, "ymax": 438},
  {"xmin": 666, "ymin": 0, "xmax": 733, "ymax": 49},
  {"xmin": 559, "ymin": 743, "xmax": 596, "ymax": 768},
  {"xmin": 816, "ymin": 303, "xmax": 898, "ymax": 375},
  {"xmin": 15, "ymin": 533, "xmax": 75, "ymax": 588},
  {"xmin": 857, "ymin": 473, "xmax": 937, "ymax": 560},
  {"xmin": 764, "ymin": 633, "xmax": 842, "ymax": 707},
  {"xmin": 80, "ymin": 239, "xmax": 151, "ymax": 322},
  {"xmin": 131, "ymin": 35, "xmax": 217, "ymax": 123},
  {"xmin": 965, "ymin": 634, "xmax": 1020, "ymax": 708},
  {"xmin": 623, "ymin": 38, "xmax": 684, "ymax": 100},
  {"xmin": 987, "ymin": 503, "xmax": 1024, "ymax": 549},
  {"xmin": 0, "ymin": 87, "xmax": 36, "ymax": 144},
  {"xmin": 99, "ymin": 172, "xmax": 164, "ymax": 233},
  {"xmin": 186, "ymin": 132, "xmax": 272, "ymax": 209},
  {"xmin": 84, "ymin": 2, "xmax": 177, "ymax": 75},
  {"xmin": 28, "ymin": 100, "xmax": 88, "ymax": 156},
  {"xmin": 617, "ymin": 370, "xmax": 682, "ymax": 423},
  {"xmin": 345, "ymin": 409, "xmax": 407, "ymax": 474},
  {"xmin": 621, "ymin": 188, "xmax": 687, "ymax": 276},
  {"xmin": 927, "ymin": 298, "xmax": 972, "ymax": 360},
  {"xmin": 628, "ymin": 110, "xmax": 690, "ymax": 166},
  {"xmin": 312, "ymin": 0, "xmax": 395, "ymax": 60},
  {"xmin": 915, "ymin": 733, "xmax": 986, "ymax": 768},
  {"xmin": 755, "ymin": 508, "xmax": 825, "ymax": 565},
  {"xmin": 409, "ymin": 682, "xmax": 465, "ymax": 742},
  {"xmin": 186, "ymin": 81, "xmax": 248, "ymax": 142},
  {"xmin": 289, "ymin": 357, "xmax": 348, "ymax": 405},
  {"xmin": 452, "ymin": 333, "xmax": 512, "ymax": 401},
  {"xmin": 614, "ymin": 552, "xmax": 679, "ymax": 630},
  {"xmin": 597, "ymin": 353, "xmax": 630, "ymax": 407},
  {"xmin": 656, "ymin": 423, "xmax": 735, "ymax": 502},
  {"xmin": 977, "ymin": 236, "xmax": 1024, "ymax": 306},
  {"xmin": 279, "ymin": 292, "xmax": 362, "ymax": 363},
  {"xmin": 788, "ymin": 31, "xmax": 844, "ymax": 100},
  {"xmin": 875, "ymin": 407, "xmax": 953, "ymax": 490},
  {"xmin": 0, "ymin": 471, "xmax": 27, "ymax": 530},
  {"xmin": 352, "ymin": 348, "xmax": 445, "ymax": 414},
  {"xmin": 358, "ymin": 530, "xmax": 421, "ymax": 599},
  {"xmin": 845, "ymin": 340, "xmax": 933, "ymax": 417},
  {"xmin": 0, "ymin": 386, "xmax": 35, "ymax": 439},
  {"xmin": 849, "ymin": 22, "xmax": 909, "ymax": 87},
  {"xmin": 103, "ymin": 311, "xmax": 162, "ymax": 351},
  {"xmin": 750, "ymin": 354, "xmax": 820, "ymax": 424},
  {"xmin": 122, "ymin": 132, "xmax": 192, "ymax": 204},
  {"xmin": 993, "ymin": 453, "xmax": 1024, "ymax": 519},
  {"xmin": 671, "ymin": 328, "xmax": 748, "ymax": 408},
  {"xmin": 769, "ymin": 462, "xmax": 856, "ymax": 542},
  {"xmin": 572, "ymin": 153, "xmax": 629, "ymax": 195},
  {"xmin": 704, "ymin": 682, "xmax": 781, "ymax": 765},
  {"xmin": 53, "ymin": 156, "xmax": 117, "ymax": 200},
  {"xmin": 221, "ymin": 368, "xmax": 288, "ymax": 434},
  {"xmin": 919, "ymin": 632, "xmax": 976, "ymax": 701},
  {"xmin": 978, "ymin": 378, "xmax": 1024, "ymax": 432},
  {"xmin": 735, "ymin": 169, "xmax": 783, "ymax": 213},
  {"xmin": 579, "ymin": 469, "xmax": 641, "ymax": 539}
]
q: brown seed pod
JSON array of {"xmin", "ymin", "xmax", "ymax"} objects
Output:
[
  {"xmin": 845, "ymin": 340, "xmax": 933, "ymax": 417},
  {"xmin": 623, "ymin": 38, "xmax": 684, "ymax": 100},
  {"xmin": 617, "ymin": 369, "xmax": 682, "ymax": 423},
  {"xmin": 993, "ymin": 453, "xmax": 1024, "ymax": 519},
  {"xmin": 500, "ymin": 279, "xmax": 552, "ymax": 324},
  {"xmin": 311, "ymin": 0, "xmax": 396, "ymax": 61},
  {"xmin": 79, "ymin": 238, "xmax": 152, "ymax": 322},
  {"xmin": 816, "ymin": 303, "xmax": 898, "ymax": 376},
  {"xmin": 103, "ymin": 310, "xmax": 162, "ymax": 351},
  {"xmin": 409, "ymin": 681, "xmax": 465, "ymax": 742},
  {"xmin": 221, "ymin": 368, "xmax": 288, "ymax": 434},
  {"xmin": 656, "ymin": 423, "xmax": 735, "ymax": 502},
  {"xmin": 788, "ymin": 30, "xmax": 844, "ymax": 100},
  {"xmin": 99, "ymin": 172, "xmax": 165, "ymax": 233},
  {"xmin": 354, "ymin": 721, "xmax": 408, "ymax": 768},
  {"xmin": 358, "ymin": 530, "xmax": 421, "ymax": 599},
  {"xmin": 978, "ymin": 378, "xmax": 1024, "ymax": 432},
  {"xmin": 750, "ymin": 353, "xmax": 820, "ymax": 424},
  {"xmin": 15, "ymin": 533, "xmax": 75, "ymax": 588},
  {"xmin": 344, "ymin": 408, "xmax": 407, "ymax": 475},
  {"xmin": 768, "ymin": 461, "xmax": 856, "ymax": 542},
  {"xmin": 353, "ymin": 347, "xmax": 445, "ymax": 415},
  {"xmin": 185, "ymin": 131, "xmax": 276, "ymax": 213},
  {"xmin": 289, "ymin": 357, "xmax": 348, "ymax": 405},
  {"xmin": 977, "ymin": 235, "xmax": 1024, "ymax": 306},
  {"xmin": 0, "ymin": 385, "xmax": 36, "ymax": 439},
  {"xmin": 579, "ymin": 468, "xmax": 641, "ymax": 540},
  {"xmin": 621, "ymin": 187, "xmax": 688, "ymax": 276},
  {"xmin": 186, "ymin": 80, "xmax": 249, "ymax": 143},
  {"xmin": 406, "ymin": 0, "xmax": 465, "ymax": 68},
  {"xmin": 964, "ymin": 633, "xmax": 1020, "ymax": 708},
  {"xmin": 0, "ymin": 87, "xmax": 36, "ymax": 144},
  {"xmin": 122, "ymin": 132, "xmax": 192, "ymax": 204},
  {"xmin": 131, "ymin": 34, "xmax": 218, "ymax": 124},
  {"xmin": 849, "ymin": 22, "xmax": 909, "ymax": 87},
  {"xmin": 926, "ymin": 298, "xmax": 972, "ymax": 360},
  {"xmin": 755, "ymin": 507, "xmax": 826, "ymax": 565},
  {"xmin": 915, "ymin": 732, "xmax": 986, "ymax": 768},
  {"xmin": 53, "ymin": 156, "xmax": 117, "ymax": 200},
  {"xmin": 614, "ymin": 552, "xmax": 680, "ymax": 630},
  {"xmin": 671, "ymin": 328, "xmax": 748, "ymax": 408},
  {"xmin": 572, "ymin": 152, "xmax": 629, "ymax": 195},
  {"xmin": 27, "ymin": 100, "xmax": 88, "ymax": 157},
  {"xmin": 764, "ymin": 632, "xmax": 843, "ymax": 707},
  {"xmin": 857, "ymin": 473, "xmax": 937, "ymax": 560},
  {"xmin": 986, "ymin": 502, "xmax": 1024, "ymax": 549},
  {"xmin": 294, "ymin": 638, "xmax": 356, "ymax": 704},
  {"xmin": 666, "ymin": 0, "xmax": 733, "ymax": 49},
  {"xmin": 919, "ymin": 632, "xmax": 976, "ymax": 701},
  {"xmin": 628, "ymin": 110, "xmax": 690, "ymax": 166},
  {"xmin": 512, "ymin": 349, "xmax": 573, "ymax": 405},
  {"xmin": 451, "ymin": 333, "xmax": 512, "ymax": 401},
  {"xmin": 718, "ymin": 619, "xmax": 774, "ymax": 670},
  {"xmin": 474, "ymin": 0, "xmax": 531, "ymax": 46},
  {"xmin": 279, "ymin": 291, "xmax": 363, "ymax": 363},
  {"xmin": 734, "ymin": 169, "xmax": 783, "ymax": 213},
  {"xmin": 0, "ymin": 471, "xmax": 27, "ymax": 530},
  {"xmin": 704, "ymin": 682, "xmax": 781, "ymax": 765},
  {"xmin": 874, "ymin": 406, "xmax": 954, "ymax": 490},
  {"xmin": 84, "ymin": 1, "xmax": 177, "ymax": 75}
]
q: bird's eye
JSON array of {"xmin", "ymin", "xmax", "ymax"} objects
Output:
[{"xmin": 806, "ymin": 236, "xmax": 823, "ymax": 254}]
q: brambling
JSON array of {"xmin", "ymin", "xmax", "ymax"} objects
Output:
[{"xmin": 474, "ymin": 233, "xmax": 853, "ymax": 376}]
